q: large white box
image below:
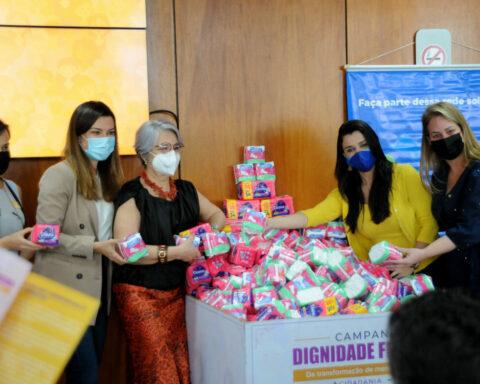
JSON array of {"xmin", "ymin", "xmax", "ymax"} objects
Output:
[{"xmin": 186, "ymin": 296, "xmax": 392, "ymax": 384}]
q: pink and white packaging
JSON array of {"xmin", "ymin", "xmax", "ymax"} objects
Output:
[
  {"xmin": 256, "ymin": 304, "xmax": 284, "ymax": 321},
  {"xmin": 222, "ymin": 304, "xmax": 247, "ymax": 320},
  {"xmin": 326, "ymin": 249, "xmax": 356, "ymax": 282},
  {"xmin": 223, "ymin": 199, "xmax": 261, "ymax": 220},
  {"xmin": 283, "ymin": 230, "xmax": 302, "ymax": 249},
  {"xmin": 410, "ymin": 274, "xmax": 435, "ymax": 296},
  {"xmin": 321, "ymin": 282, "xmax": 348, "ymax": 309},
  {"xmin": 263, "ymin": 262, "xmax": 287, "ymax": 287},
  {"xmin": 232, "ymin": 287, "xmax": 254, "ymax": 313},
  {"xmin": 242, "ymin": 209, "xmax": 267, "ymax": 235},
  {"xmin": 252, "ymin": 287, "xmax": 277, "ymax": 310},
  {"xmin": 237, "ymin": 180, "xmax": 276, "ymax": 200},
  {"xmin": 249, "ymin": 235, "xmax": 272, "ymax": 249},
  {"xmin": 326, "ymin": 220, "xmax": 347, "ymax": 240},
  {"xmin": 344, "ymin": 273, "xmax": 369, "ymax": 300},
  {"xmin": 295, "ymin": 286, "xmax": 325, "ymax": 306},
  {"xmin": 260, "ymin": 195, "xmax": 295, "ymax": 217},
  {"xmin": 203, "ymin": 232, "xmax": 231, "ymax": 257},
  {"xmin": 285, "ymin": 275, "xmax": 317, "ymax": 297},
  {"xmin": 179, "ymin": 222, "xmax": 212, "ymax": 251},
  {"xmin": 196, "ymin": 285, "xmax": 214, "ymax": 301},
  {"xmin": 186, "ymin": 262, "xmax": 212, "ymax": 290},
  {"xmin": 229, "ymin": 244, "xmax": 257, "ymax": 268},
  {"xmin": 304, "ymin": 225, "xmax": 328, "ymax": 239},
  {"xmin": 368, "ymin": 241, "xmax": 403, "ymax": 266},
  {"xmin": 233, "ymin": 163, "xmax": 256, "ymax": 183},
  {"xmin": 224, "ymin": 218, "xmax": 244, "ymax": 233},
  {"xmin": 314, "ymin": 265, "xmax": 338, "ymax": 283},
  {"xmin": 286, "ymin": 260, "xmax": 309, "ymax": 281},
  {"xmin": 254, "ymin": 161, "xmax": 276, "ymax": 180},
  {"xmin": 280, "ymin": 299, "xmax": 297, "ymax": 311},
  {"xmin": 174, "ymin": 234, "xmax": 201, "ymax": 247},
  {"xmin": 277, "ymin": 247, "xmax": 297, "ymax": 267},
  {"xmin": 244, "ymin": 145, "xmax": 266, "ymax": 164},
  {"xmin": 205, "ymin": 255, "xmax": 230, "ymax": 278},
  {"xmin": 212, "ymin": 276, "xmax": 234, "ymax": 290}
]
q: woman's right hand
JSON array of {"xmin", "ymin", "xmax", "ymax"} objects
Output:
[
  {"xmin": 93, "ymin": 239, "xmax": 126, "ymax": 265},
  {"xmin": 176, "ymin": 236, "xmax": 201, "ymax": 263}
]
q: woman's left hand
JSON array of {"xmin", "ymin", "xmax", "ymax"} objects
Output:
[
  {"xmin": 390, "ymin": 246, "xmax": 425, "ymax": 267},
  {"xmin": 94, "ymin": 239, "xmax": 126, "ymax": 265},
  {"xmin": 388, "ymin": 265, "xmax": 415, "ymax": 279}
]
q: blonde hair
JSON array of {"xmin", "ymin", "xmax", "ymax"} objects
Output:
[
  {"xmin": 64, "ymin": 101, "xmax": 124, "ymax": 201},
  {"xmin": 420, "ymin": 102, "xmax": 480, "ymax": 191}
]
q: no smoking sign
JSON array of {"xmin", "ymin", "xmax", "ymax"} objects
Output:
[{"xmin": 421, "ymin": 44, "xmax": 447, "ymax": 65}]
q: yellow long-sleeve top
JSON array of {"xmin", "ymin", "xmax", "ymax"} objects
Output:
[{"xmin": 301, "ymin": 163, "xmax": 438, "ymax": 271}]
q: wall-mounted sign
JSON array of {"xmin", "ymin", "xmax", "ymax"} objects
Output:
[{"xmin": 415, "ymin": 29, "xmax": 451, "ymax": 65}]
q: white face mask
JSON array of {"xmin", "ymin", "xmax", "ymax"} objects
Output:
[{"xmin": 150, "ymin": 150, "xmax": 180, "ymax": 176}]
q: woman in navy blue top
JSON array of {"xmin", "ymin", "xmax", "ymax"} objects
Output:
[{"xmin": 393, "ymin": 102, "xmax": 480, "ymax": 293}]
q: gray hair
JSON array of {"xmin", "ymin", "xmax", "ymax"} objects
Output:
[{"xmin": 135, "ymin": 119, "xmax": 183, "ymax": 156}]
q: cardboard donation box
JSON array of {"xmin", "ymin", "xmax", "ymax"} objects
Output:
[{"xmin": 186, "ymin": 296, "xmax": 391, "ymax": 384}]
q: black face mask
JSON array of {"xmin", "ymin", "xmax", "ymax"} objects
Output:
[
  {"xmin": 430, "ymin": 133, "xmax": 464, "ymax": 160},
  {"xmin": 0, "ymin": 151, "xmax": 10, "ymax": 175}
]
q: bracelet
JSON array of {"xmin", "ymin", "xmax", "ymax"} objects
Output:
[
  {"xmin": 211, "ymin": 224, "xmax": 221, "ymax": 232},
  {"xmin": 157, "ymin": 245, "xmax": 168, "ymax": 263}
]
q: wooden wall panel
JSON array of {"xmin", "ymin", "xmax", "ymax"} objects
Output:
[
  {"xmin": 146, "ymin": 0, "xmax": 178, "ymax": 115},
  {"xmin": 347, "ymin": 0, "xmax": 480, "ymax": 65},
  {"xmin": 175, "ymin": 0, "xmax": 346, "ymax": 211}
]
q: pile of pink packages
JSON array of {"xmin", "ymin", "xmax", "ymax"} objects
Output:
[
  {"xmin": 224, "ymin": 145, "xmax": 294, "ymax": 222},
  {"xmin": 184, "ymin": 219, "xmax": 434, "ymax": 321}
]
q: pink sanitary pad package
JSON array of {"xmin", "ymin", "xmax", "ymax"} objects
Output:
[
  {"xmin": 31, "ymin": 223, "xmax": 60, "ymax": 247},
  {"xmin": 244, "ymin": 145, "xmax": 266, "ymax": 164},
  {"xmin": 118, "ymin": 233, "xmax": 149, "ymax": 262}
]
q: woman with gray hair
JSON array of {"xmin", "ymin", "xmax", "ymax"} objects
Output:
[{"xmin": 112, "ymin": 119, "xmax": 225, "ymax": 384}]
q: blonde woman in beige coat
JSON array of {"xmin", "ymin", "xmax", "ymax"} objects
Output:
[{"xmin": 33, "ymin": 101, "xmax": 125, "ymax": 384}]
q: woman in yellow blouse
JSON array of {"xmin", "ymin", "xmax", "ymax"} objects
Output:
[{"xmin": 268, "ymin": 120, "xmax": 438, "ymax": 278}]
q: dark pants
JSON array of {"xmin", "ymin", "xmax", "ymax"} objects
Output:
[{"xmin": 65, "ymin": 301, "xmax": 108, "ymax": 384}]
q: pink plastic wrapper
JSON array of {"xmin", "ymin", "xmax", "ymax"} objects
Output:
[
  {"xmin": 179, "ymin": 223, "xmax": 212, "ymax": 251},
  {"xmin": 260, "ymin": 195, "xmax": 295, "ymax": 218},
  {"xmin": 283, "ymin": 230, "xmax": 302, "ymax": 249},
  {"xmin": 326, "ymin": 220, "xmax": 347, "ymax": 240},
  {"xmin": 233, "ymin": 163, "xmax": 255, "ymax": 183},
  {"xmin": 223, "ymin": 218, "xmax": 244, "ymax": 233},
  {"xmin": 117, "ymin": 232, "xmax": 149, "ymax": 262},
  {"xmin": 256, "ymin": 304, "xmax": 284, "ymax": 321},
  {"xmin": 254, "ymin": 161, "xmax": 276, "ymax": 180},
  {"xmin": 277, "ymin": 248, "xmax": 297, "ymax": 267},
  {"xmin": 285, "ymin": 275, "xmax": 317, "ymax": 297},
  {"xmin": 280, "ymin": 299, "xmax": 297, "ymax": 311},
  {"xmin": 229, "ymin": 244, "xmax": 257, "ymax": 268},
  {"xmin": 232, "ymin": 287, "xmax": 254, "ymax": 313},
  {"xmin": 297, "ymin": 248, "xmax": 317, "ymax": 268},
  {"xmin": 31, "ymin": 223, "xmax": 60, "ymax": 247},
  {"xmin": 196, "ymin": 286, "xmax": 214, "ymax": 301},
  {"xmin": 237, "ymin": 180, "xmax": 276, "ymax": 200},
  {"xmin": 203, "ymin": 232, "xmax": 230, "ymax": 258},
  {"xmin": 204, "ymin": 290, "xmax": 232, "ymax": 309},
  {"xmin": 315, "ymin": 265, "xmax": 338, "ymax": 283},
  {"xmin": 212, "ymin": 276, "xmax": 234, "ymax": 290},
  {"xmin": 186, "ymin": 262, "xmax": 212, "ymax": 290},
  {"xmin": 244, "ymin": 145, "xmax": 266, "ymax": 164},
  {"xmin": 339, "ymin": 303, "xmax": 368, "ymax": 315},
  {"xmin": 249, "ymin": 235, "xmax": 272, "ymax": 250},
  {"xmin": 411, "ymin": 274, "xmax": 435, "ymax": 296},
  {"xmin": 304, "ymin": 224, "xmax": 327, "ymax": 239},
  {"xmin": 241, "ymin": 209, "xmax": 267, "ymax": 235},
  {"xmin": 263, "ymin": 261, "xmax": 287, "ymax": 287},
  {"xmin": 205, "ymin": 255, "xmax": 230, "ymax": 278},
  {"xmin": 321, "ymin": 283, "xmax": 348, "ymax": 309},
  {"xmin": 223, "ymin": 199, "xmax": 261, "ymax": 220},
  {"xmin": 252, "ymin": 287, "xmax": 277, "ymax": 310},
  {"xmin": 368, "ymin": 241, "xmax": 403, "ymax": 266},
  {"xmin": 223, "ymin": 263, "xmax": 246, "ymax": 276},
  {"xmin": 299, "ymin": 296, "xmax": 339, "ymax": 317},
  {"xmin": 222, "ymin": 304, "xmax": 247, "ymax": 320}
]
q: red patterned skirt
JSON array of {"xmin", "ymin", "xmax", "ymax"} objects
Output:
[{"xmin": 113, "ymin": 283, "xmax": 190, "ymax": 384}]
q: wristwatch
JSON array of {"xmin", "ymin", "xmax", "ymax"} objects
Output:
[{"xmin": 157, "ymin": 245, "xmax": 168, "ymax": 263}]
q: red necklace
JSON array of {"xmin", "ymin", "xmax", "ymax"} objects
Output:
[{"xmin": 140, "ymin": 170, "xmax": 177, "ymax": 200}]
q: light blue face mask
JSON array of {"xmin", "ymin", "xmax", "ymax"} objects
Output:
[{"xmin": 82, "ymin": 136, "xmax": 116, "ymax": 161}]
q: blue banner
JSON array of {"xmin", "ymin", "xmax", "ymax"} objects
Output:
[{"xmin": 346, "ymin": 68, "xmax": 480, "ymax": 168}]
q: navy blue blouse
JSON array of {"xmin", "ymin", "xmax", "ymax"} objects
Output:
[{"xmin": 431, "ymin": 160, "xmax": 480, "ymax": 293}]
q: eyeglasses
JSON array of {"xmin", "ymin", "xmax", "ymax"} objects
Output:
[{"xmin": 153, "ymin": 142, "xmax": 184, "ymax": 154}]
